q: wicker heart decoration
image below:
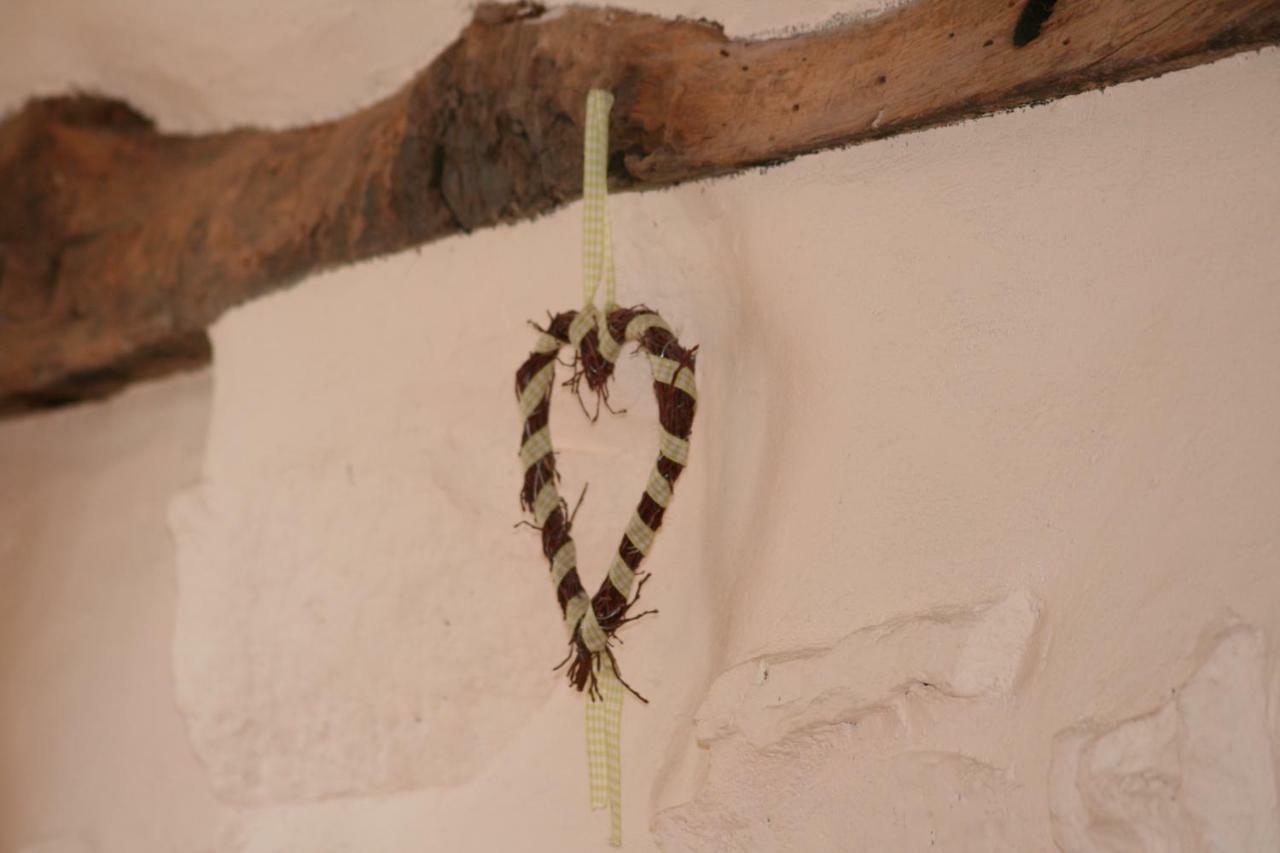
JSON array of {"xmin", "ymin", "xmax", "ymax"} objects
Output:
[
  {"xmin": 514, "ymin": 304, "xmax": 697, "ymax": 698},
  {"xmin": 515, "ymin": 87, "xmax": 697, "ymax": 848}
]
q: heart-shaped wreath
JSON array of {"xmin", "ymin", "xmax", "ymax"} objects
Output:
[
  {"xmin": 515, "ymin": 304, "xmax": 697, "ymax": 698},
  {"xmin": 515, "ymin": 87, "xmax": 695, "ymax": 847}
]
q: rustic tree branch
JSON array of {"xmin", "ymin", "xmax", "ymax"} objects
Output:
[{"xmin": 3, "ymin": 0, "xmax": 1278, "ymax": 413}]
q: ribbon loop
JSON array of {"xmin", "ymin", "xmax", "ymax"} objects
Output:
[{"xmin": 582, "ymin": 89, "xmax": 617, "ymax": 311}]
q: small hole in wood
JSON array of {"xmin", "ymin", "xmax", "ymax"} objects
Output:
[
  {"xmin": 1013, "ymin": 0, "xmax": 1058, "ymax": 47},
  {"xmin": 741, "ymin": 65, "xmax": 749, "ymax": 72},
  {"xmin": 607, "ymin": 150, "xmax": 629, "ymax": 180},
  {"xmin": 1062, "ymin": 36, "xmax": 1071, "ymax": 46},
  {"xmin": 719, "ymin": 48, "xmax": 729, "ymax": 58},
  {"xmin": 983, "ymin": 39, "xmax": 994, "ymax": 47},
  {"xmin": 877, "ymin": 75, "xmax": 887, "ymax": 85},
  {"xmin": 792, "ymin": 103, "xmax": 800, "ymax": 112}
]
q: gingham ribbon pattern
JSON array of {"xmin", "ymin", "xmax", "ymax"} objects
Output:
[{"xmin": 582, "ymin": 88, "xmax": 617, "ymax": 311}]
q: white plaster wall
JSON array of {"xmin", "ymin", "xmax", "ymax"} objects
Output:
[
  {"xmin": 0, "ymin": 375, "xmax": 236, "ymax": 852},
  {"xmin": 3, "ymin": 3, "xmax": 1280, "ymax": 852}
]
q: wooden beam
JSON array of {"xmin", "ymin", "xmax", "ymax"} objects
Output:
[{"xmin": 2, "ymin": 0, "xmax": 1278, "ymax": 413}]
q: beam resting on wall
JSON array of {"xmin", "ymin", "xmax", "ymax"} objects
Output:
[{"xmin": 2, "ymin": 0, "xmax": 1279, "ymax": 413}]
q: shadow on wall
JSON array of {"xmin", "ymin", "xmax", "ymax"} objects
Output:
[{"xmin": 0, "ymin": 372, "xmax": 236, "ymax": 853}]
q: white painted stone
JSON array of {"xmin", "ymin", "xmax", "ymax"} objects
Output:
[
  {"xmin": 657, "ymin": 744, "xmax": 1019, "ymax": 853},
  {"xmin": 951, "ymin": 590, "xmax": 1041, "ymax": 697},
  {"xmin": 654, "ymin": 593, "xmax": 1041, "ymax": 851},
  {"xmin": 166, "ymin": 255, "xmax": 568, "ymax": 804},
  {"xmin": 693, "ymin": 591, "xmax": 1040, "ymax": 748},
  {"xmin": 1050, "ymin": 625, "xmax": 1280, "ymax": 853}
]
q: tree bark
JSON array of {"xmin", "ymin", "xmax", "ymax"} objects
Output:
[{"xmin": 3, "ymin": 0, "xmax": 1278, "ymax": 413}]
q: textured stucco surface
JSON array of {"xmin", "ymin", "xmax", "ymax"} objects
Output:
[{"xmin": 3, "ymin": 3, "xmax": 1280, "ymax": 852}]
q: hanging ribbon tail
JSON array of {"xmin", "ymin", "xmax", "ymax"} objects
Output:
[{"xmin": 585, "ymin": 656, "xmax": 625, "ymax": 846}]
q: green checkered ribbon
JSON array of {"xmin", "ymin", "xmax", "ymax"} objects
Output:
[
  {"xmin": 580, "ymin": 87, "xmax": 626, "ymax": 847},
  {"xmin": 582, "ymin": 88, "xmax": 617, "ymax": 311},
  {"xmin": 587, "ymin": 656, "xmax": 625, "ymax": 846}
]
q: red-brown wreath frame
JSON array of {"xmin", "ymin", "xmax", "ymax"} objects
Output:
[{"xmin": 514, "ymin": 305, "xmax": 697, "ymax": 700}]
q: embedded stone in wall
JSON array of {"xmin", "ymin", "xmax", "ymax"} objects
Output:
[
  {"xmin": 168, "ymin": 461, "xmax": 560, "ymax": 805},
  {"xmin": 691, "ymin": 590, "xmax": 1040, "ymax": 747},
  {"xmin": 1049, "ymin": 624, "xmax": 1280, "ymax": 852},
  {"xmin": 653, "ymin": 591, "xmax": 1041, "ymax": 851}
]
